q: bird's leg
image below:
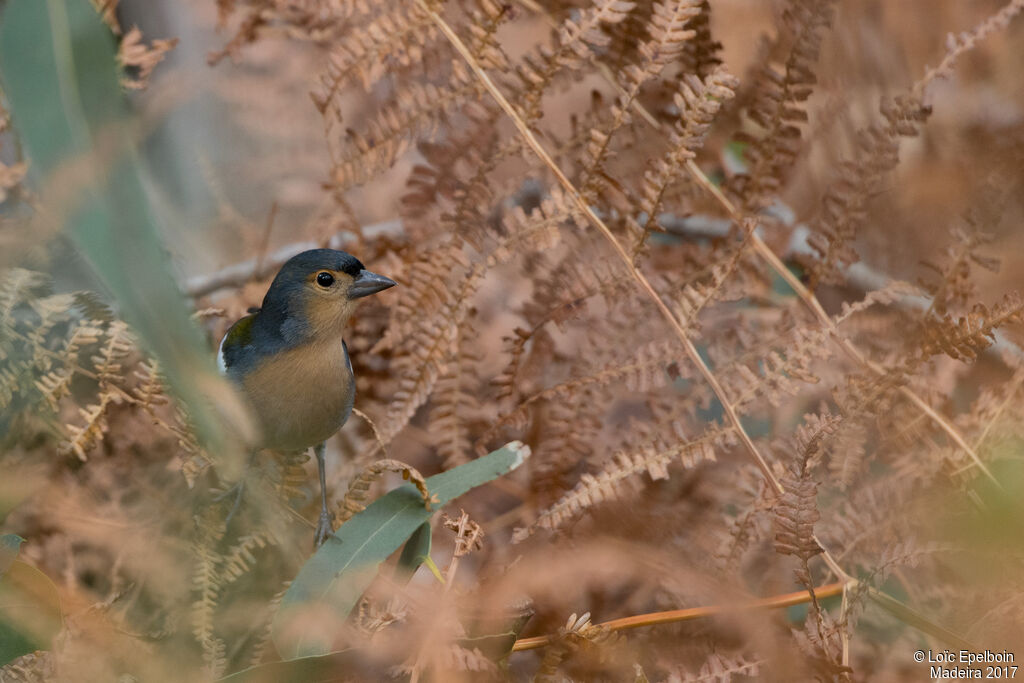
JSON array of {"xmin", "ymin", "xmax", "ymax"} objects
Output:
[{"xmin": 313, "ymin": 442, "xmax": 333, "ymax": 547}]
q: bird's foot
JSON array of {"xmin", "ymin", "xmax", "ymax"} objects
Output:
[{"xmin": 314, "ymin": 509, "xmax": 333, "ymax": 548}]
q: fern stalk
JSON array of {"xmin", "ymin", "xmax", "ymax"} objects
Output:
[
  {"xmin": 512, "ymin": 582, "xmax": 847, "ymax": 652},
  {"xmin": 525, "ymin": 0, "xmax": 1008, "ymax": 489},
  {"xmin": 416, "ymin": 0, "xmax": 782, "ymax": 499}
]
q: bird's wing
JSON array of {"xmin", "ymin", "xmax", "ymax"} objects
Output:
[
  {"xmin": 218, "ymin": 314, "xmax": 257, "ymax": 374},
  {"xmin": 342, "ymin": 339, "xmax": 353, "ymax": 374}
]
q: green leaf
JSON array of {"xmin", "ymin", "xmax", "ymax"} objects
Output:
[
  {"xmin": 458, "ymin": 603, "xmax": 534, "ymax": 663},
  {"xmin": 0, "ymin": 560, "xmax": 62, "ymax": 666},
  {"xmin": 0, "ymin": 0, "xmax": 250, "ymax": 475},
  {"xmin": 421, "ymin": 555, "xmax": 446, "ymax": 585},
  {"xmin": 395, "ymin": 521, "xmax": 432, "ymax": 584},
  {"xmin": 272, "ymin": 441, "xmax": 530, "ymax": 658}
]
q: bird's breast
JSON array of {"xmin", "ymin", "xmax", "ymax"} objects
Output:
[{"xmin": 240, "ymin": 338, "xmax": 355, "ymax": 451}]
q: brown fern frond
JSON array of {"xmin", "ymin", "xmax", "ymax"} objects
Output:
[
  {"xmin": 668, "ymin": 228, "xmax": 751, "ymax": 331},
  {"xmin": 329, "ymin": 62, "xmax": 485, "ymax": 190},
  {"xmin": 220, "ymin": 532, "xmax": 276, "ymax": 585},
  {"xmin": 519, "ymin": 253, "xmax": 629, "ymax": 333},
  {"xmin": 246, "ymin": 584, "xmax": 289, "ymax": 669},
  {"xmin": 834, "ymin": 280, "xmax": 922, "ymax": 325},
  {"xmin": 772, "ymin": 469, "xmax": 822, "ymax": 563},
  {"xmin": 534, "ymin": 611, "xmax": 620, "ymax": 682},
  {"xmin": 481, "ymin": 339, "xmax": 692, "ymax": 451},
  {"xmin": 0, "ymin": 268, "xmax": 50, "ymax": 322},
  {"xmin": 826, "ymin": 421, "xmax": 868, "ymax": 490},
  {"xmin": 90, "ymin": 320, "xmax": 136, "ymax": 387},
  {"xmin": 118, "ymin": 26, "xmax": 178, "ymax": 90},
  {"xmin": 62, "ymin": 394, "xmax": 119, "ymax": 461},
  {"xmin": 580, "ymin": 0, "xmax": 703, "ymax": 197},
  {"xmin": 514, "ymin": 423, "xmax": 728, "ymax": 540},
  {"xmin": 132, "ymin": 360, "xmax": 168, "ymax": 410},
  {"xmin": 33, "ymin": 321, "xmax": 104, "ymax": 410},
  {"xmin": 267, "ymin": 449, "xmax": 311, "ymax": 501},
  {"xmin": 919, "ymin": 195, "xmax": 1005, "ymax": 317},
  {"xmin": 727, "ymin": 0, "xmax": 835, "ymax": 213},
  {"xmin": 192, "ymin": 508, "xmax": 227, "ymax": 677},
  {"xmin": 529, "ymin": 394, "xmax": 606, "ymax": 506},
  {"xmin": 686, "ymin": 652, "xmax": 762, "ymax": 681},
  {"xmin": 512, "ymin": 0, "xmax": 636, "ymax": 122},
  {"xmin": 804, "ymin": 93, "xmax": 932, "ymax": 286},
  {"xmin": 373, "ymin": 242, "xmax": 470, "ymax": 353},
  {"xmin": 633, "ymin": 68, "xmax": 738, "ymax": 255},
  {"xmin": 792, "ymin": 609, "xmax": 848, "ymax": 680},
  {"xmin": 334, "ymin": 458, "xmax": 434, "ymax": 527},
  {"xmin": 383, "ymin": 195, "xmax": 573, "ymax": 443},
  {"xmin": 723, "ymin": 324, "xmax": 832, "ymax": 410},
  {"xmin": 484, "ymin": 187, "xmax": 570, "ymax": 267},
  {"xmin": 442, "ymin": 509, "xmax": 484, "ymax": 557},
  {"xmin": 713, "ymin": 467, "xmax": 771, "ymax": 572},
  {"xmin": 917, "ymin": 294, "xmax": 1023, "ymax": 363},
  {"xmin": 676, "ymin": 0, "xmax": 722, "ymax": 78},
  {"xmin": 791, "ymin": 408, "xmax": 843, "ymax": 471},
  {"xmin": 314, "ymin": 3, "xmax": 438, "ymax": 100},
  {"xmin": 430, "ymin": 321, "xmax": 483, "ymax": 469},
  {"xmin": 912, "ymin": 0, "xmax": 1024, "ymax": 98},
  {"xmin": 492, "ymin": 327, "xmax": 533, "ymax": 403},
  {"xmin": 379, "ymin": 263, "xmax": 484, "ymax": 444}
]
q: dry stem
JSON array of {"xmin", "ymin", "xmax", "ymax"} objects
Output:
[{"xmin": 512, "ymin": 582, "xmax": 846, "ymax": 652}]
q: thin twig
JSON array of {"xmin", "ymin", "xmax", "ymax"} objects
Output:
[
  {"xmin": 512, "ymin": 582, "xmax": 846, "ymax": 652},
  {"xmin": 684, "ymin": 162, "xmax": 1000, "ymax": 488},
  {"xmin": 418, "ymin": 0, "xmax": 860, "ymax": 587},
  {"xmin": 253, "ymin": 200, "xmax": 278, "ymax": 277},
  {"xmin": 415, "ymin": 0, "xmax": 781, "ymax": 497},
  {"xmin": 183, "ymin": 219, "xmax": 403, "ymax": 298},
  {"xmin": 414, "ymin": 1, "xmax": 1024, "ymax": 649},
  {"xmin": 588, "ymin": 5, "xmax": 1002, "ymax": 487}
]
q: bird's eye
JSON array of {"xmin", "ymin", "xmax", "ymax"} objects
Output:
[{"xmin": 316, "ymin": 272, "xmax": 335, "ymax": 288}]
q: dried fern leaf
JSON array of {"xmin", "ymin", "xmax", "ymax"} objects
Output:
[
  {"xmin": 728, "ymin": 0, "xmax": 835, "ymax": 212},
  {"xmin": 514, "ymin": 424, "xmax": 729, "ymax": 540},
  {"xmin": 334, "ymin": 458, "xmax": 434, "ymax": 527}
]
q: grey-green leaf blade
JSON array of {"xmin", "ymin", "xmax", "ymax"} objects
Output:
[{"xmin": 271, "ymin": 441, "xmax": 529, "ymax": 658}]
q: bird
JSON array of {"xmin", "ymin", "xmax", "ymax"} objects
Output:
[{"xmin": 217, "ymin": 248, "xmax": 396, "ymax": 546}]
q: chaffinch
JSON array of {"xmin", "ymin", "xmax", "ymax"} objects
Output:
[{"xmin": 217, "ymin": 248, "xmax": 396, "ymax": 545}]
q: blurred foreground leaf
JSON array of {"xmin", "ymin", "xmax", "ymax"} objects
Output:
[
  {"xmin": 0, "ymin": 535, "xmax": 25, "ymax": 576},
  {"xmin": 395, "ymin": 521, "xmax": 433, "ymax": 584},
  {"xmin": 272, "ymin": 441, "xmax": 530, "ymax": 658},
  {"xmin": 0, "ymin": 548, "xmax": 61, "ymax": 666},
  {"xmin": 0, "ymin": 0, "xmax": 252, "ymax": 475}
]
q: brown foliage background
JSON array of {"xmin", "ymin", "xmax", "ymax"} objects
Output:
[{"xmin": 3, "ymin": 0, "xmax": 1024, "ymax": 680}]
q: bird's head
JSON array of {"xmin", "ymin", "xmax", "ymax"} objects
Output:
[{"xmin": 259, "ymin": 248, "xmax": 396, "ymax": 342}]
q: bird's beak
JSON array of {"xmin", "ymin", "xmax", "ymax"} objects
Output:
[{"xmin": 348, "ymin": 269, "xmax": 397, "ymax": 299}]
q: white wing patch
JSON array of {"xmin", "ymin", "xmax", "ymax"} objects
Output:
[{"xmin": 217, "ymin": 333, "xmax": 228, "ymax": 374}]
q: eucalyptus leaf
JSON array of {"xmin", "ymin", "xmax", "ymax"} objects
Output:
[
  {"xmin": 0, "ymin": 0, "xmax": 251, "ymax": 474},
  {"xmin": 395, "ymin": 521, "xmax": 432, "ymax": 584},
  {"xmin": 458, "ymin": 602, "xmax": 535, "ymax": 663},
  {"xmin": 272, "ymin": 441, "xmax": 530, "ymax": 658}
]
